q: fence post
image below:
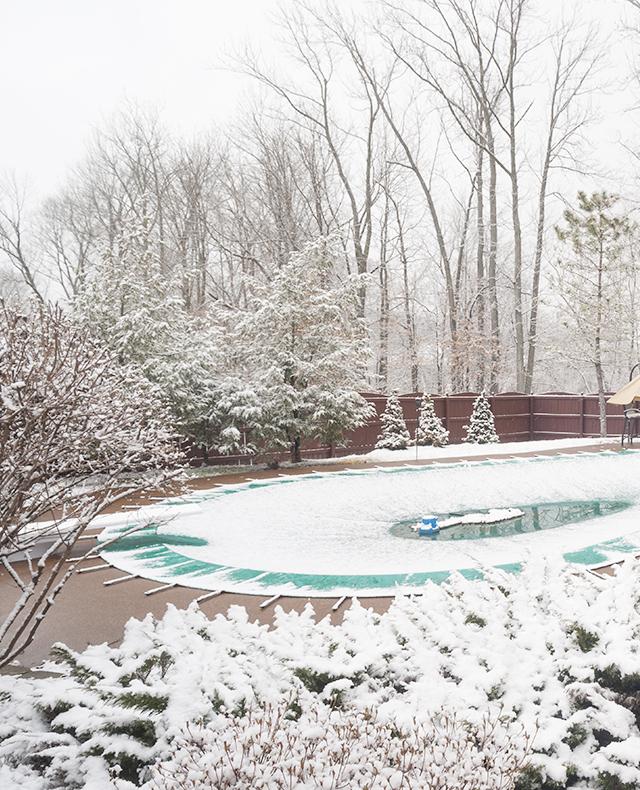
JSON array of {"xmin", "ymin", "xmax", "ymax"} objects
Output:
[
  {"xmin": 580, "ymin": 394, "xmax": 586, "ymax": 438},
  {"xmin": 528, "ymin": 394, "xmax": 533, "ymax": 441},
  {"xmin": 443, "ymin": 394, "xmax": 449, "ymax": 433}
]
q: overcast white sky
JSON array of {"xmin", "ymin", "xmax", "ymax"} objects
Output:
[
  {"xmin": 0, "ymin": 0, "xmax": 287, "ymax": 195},
  {"xmin": 0, "ymin": 0, "xmax": 635, "ymax": 199}
]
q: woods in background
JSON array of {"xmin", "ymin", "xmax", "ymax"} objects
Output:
[{"xmin": 1, "ymin": 0, "xmax": 640, "ymax": 451}]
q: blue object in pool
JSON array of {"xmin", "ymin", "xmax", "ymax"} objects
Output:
[{"xmin": 418, "ymin": 515, "xmax": 439, "ymax": 536}]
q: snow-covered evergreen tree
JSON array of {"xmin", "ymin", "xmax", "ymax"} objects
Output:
[
  {"xmin": 312, "ymin": 388, "xmax": 374, "ymax": 457},
  {"xmin": 149, "ymin": 318, "xmax": 261, "ymax": 455},
  {"xmin": 75, "ymin": 210, "xmax": 181, "ymax": 367},
  {"xmin": 415, "ymin": 394, "xmax": 449, "ymax": 447},
  {"xmin": 463, "ymin": 392, "xmax": 499, "ymax": 444},
  {"xmin": 75, "ymin": 226, "xmax": 373, "ymax": 461},
  {"xmin": 238, "ymin": 236, "xmax": 374, "ymax": 462},
  {"xmin": 376, "ymin": 393, "xmax": 411, "ymax": 450},
  {"xmin": 74, "ymin": 213, "xmax": 256, "ymax": 456}
]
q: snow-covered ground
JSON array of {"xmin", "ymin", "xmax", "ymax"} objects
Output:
[
  {"xmin": 95, "ymin": 448, "xmax": 640, "ymax": 596},
  {"xmin": 322, "ymin": 436, "xmax": 618, "ymax": 464}
]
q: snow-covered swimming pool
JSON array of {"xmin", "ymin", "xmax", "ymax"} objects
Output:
[{"xmin": 98, "ymin": 449, "xmax": 640, "ymax": 597}]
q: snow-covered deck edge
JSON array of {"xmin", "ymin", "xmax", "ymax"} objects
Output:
[{"xmin": 314, "ymin": 436, "xmax": 620, "ymax": 465}]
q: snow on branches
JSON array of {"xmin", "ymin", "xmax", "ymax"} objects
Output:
[
  {"xmin": 73, "ymin": 227, "xmax": 373, "ymax": 462},
  {"xmin": 2, "ymin": 561, "xmax": 640, "ymax": 788},
  {"xmin": 0, "ymin": 302, "xmax": 182, "ymax": 665},
  {"xmin": 149, "ymin": 702, "xmax": 529, "ymax": 790},
  {"xmin": 73, "ymin": 215, "xmax": 251, "ymax": 455},
  {"xmin": 237, "ymin": 236, "xmax": 374, "ymax": 461},
  {"xmin": 415, "ymin": 394, "xmax": 449, "ymax": 447}
]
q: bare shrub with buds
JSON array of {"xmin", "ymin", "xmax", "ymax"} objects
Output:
[{"xmin": 149, "ymin": 699, "xmax": 533, "ymax": 790}]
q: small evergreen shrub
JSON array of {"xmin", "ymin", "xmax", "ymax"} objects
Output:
[
  {"xmin": 569, "ymin": 623, "xmax": 600, "ymax": 652},
  {"xmin": 463, "ymin": 392, "xmax": 499, "ymax": 444},
  {"xmin": 375, "ymin": 393, "xmax": 411, "ymax": 450},
  {"xmin": 415, "ymin": 394, "xmax": 449, "ymax": 447},
  {"xmin": 597, "ymin": 772, "xmax": 639, "ymax": 790}
]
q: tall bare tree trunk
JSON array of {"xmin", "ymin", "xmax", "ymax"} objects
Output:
[
  {"xmin": 525, "ymin": 139, "xmax": 551, "ymax": 393},
  {"xmin": 508, "ymin": 0, "xmax": 526, "ymax": 391},
  {"xmin": 485, "ymin": 118, "xmax": 500, "ymax": 393},
  {"xmin": 378, "ymin": 189, "xmax": 390, "ymax": 389},
  {"xmin": 378, "ymin": 254, "xmax": 390, "ymax": 390},
  {"xmin": 595, "ymin": 242, "xmax": 607, "ymax": 436},
  {"xmin": 394, "ymin": 199, "xmax": 419, "ymax": 390},
  {"xmin": 510, "ymin": 114, "xmax": 525, "ymax": 391},
  {"xmin": 475, "ymin": 136, "xmax": 486, "ymax": 391}
]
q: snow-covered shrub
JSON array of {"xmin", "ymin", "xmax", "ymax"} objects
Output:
[
  {"xmin": 464, "ymin": 392, "xmax": 499, "ymax": 444},
  {"xmin": 376, "ymin": 393, "xmax": 411, "ymax": 450},
  {"xmin": 148, "ymin": 701, "xmax": 530, "ymax": 789},
  {"xmin": 416, "ymin": 393, "xmax": 449, "ymax": 447},
  {"xmin": 310, "ymin": 387, "xmax": 376, "ymax": 457},
  {"xmin": 2, "ymin": 561, "xmax": 640, "ymax": 788}
]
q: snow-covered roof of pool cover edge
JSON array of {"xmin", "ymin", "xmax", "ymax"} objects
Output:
[{"xmin": 96, "ymin": 449, "xmax": 640, "ymax": 597}]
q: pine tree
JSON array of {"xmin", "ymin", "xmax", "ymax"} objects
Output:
[
  {"xmin": 238, "ymin": 236, "xmax": 374, "ymax": 462},
  {"xmin": 554, "ymin": 192, "xmax": 634, "ymax": 437},
  {"xmin": 74, "ymin": 210, "xmax": 182, "ymax": 368},
  {"xmin": 376, "ymin": 393, "xmax": 411, "ymax": 450},
  {"xmin": 463, "ymin": 393, "xmax": 499, "ymax": 444},
  {"xmin": 73, "ymin": 212, "xmax": 257, "ymax": 456},
  {"xmin": 415, "ymin": 394, "xmax": 449, "ymax": 447}
]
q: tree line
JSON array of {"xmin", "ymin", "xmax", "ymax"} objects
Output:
[{"xmin": 1, "ymin": 0, "xmax": 640, "ymax": 436}]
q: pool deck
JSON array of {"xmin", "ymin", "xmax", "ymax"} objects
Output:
[{"xmin": 0, "ymin": 440, "xmax": 628, "ymax": 670}]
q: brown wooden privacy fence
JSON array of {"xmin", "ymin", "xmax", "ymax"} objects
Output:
[{"xmin": 187, "ymin": 392, "xmax": 625, "ymax": 466}]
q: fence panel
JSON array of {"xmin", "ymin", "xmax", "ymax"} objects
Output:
[
  {"xmin": 531, "ymin": 394, "xmax": 584, "ymax": 439},
  {"xmin": 190, "ymin": 391, "xmax": 625, "ymax": 466}
]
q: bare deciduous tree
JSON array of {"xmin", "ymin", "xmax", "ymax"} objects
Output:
[
  {"xmin": 237, "ymin": 4, "xmax": 385, "ymax": 315},
  {"xmin": 0, "ymin": 179, "xmax": 44, "ymax": 303},
  {"xmin": 524, "ymin": 23, "xmax": 600, "ymax": 391},
  {"xmin": 0, "ymin": 303, "xmax": 182, "ymax": 666}
]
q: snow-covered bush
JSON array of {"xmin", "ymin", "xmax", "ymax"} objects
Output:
[
  {"xmin": 2, "ymin": 561, "xmax": 640, "ymax": 789},
  {"xmin": 376, "ymin": 393, "xmax": 411, "ymax": 450},
  {"xmin": 148, "ymin": 702, "xmax": 530, "ymax": 789},
  {"xmin": 310, "ymin": 387, "xmax": 375, "ymax": 457},
  {"xmin": 464, "ymin": 392, "xmax": 499, "ymax": 444},
  {"xmin": 416, "ymin": 393, "xmax": 449, "ymax": 447}
]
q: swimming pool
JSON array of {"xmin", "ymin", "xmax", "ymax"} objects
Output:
[{"xmin": 98, "ymin": 449, "xmax": 640, "ymax": 596}]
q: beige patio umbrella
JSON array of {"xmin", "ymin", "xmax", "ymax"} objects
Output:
[{"xmin": 608, "ymin": 374, "xmax": 640, "ymax": 405}]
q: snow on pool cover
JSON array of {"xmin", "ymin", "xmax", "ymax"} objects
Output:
[{"xmin": 98, "ymin": 449, "xmax": 640, "ymax": 597}]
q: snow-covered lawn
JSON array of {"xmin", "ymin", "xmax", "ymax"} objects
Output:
[
  {"xmin": 93, "ymin": 448, "xmax": 640, "ymax": 596},
  {"xmin": 2, "ymin": 561, "xmax": 640, "ymax": 789}
]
